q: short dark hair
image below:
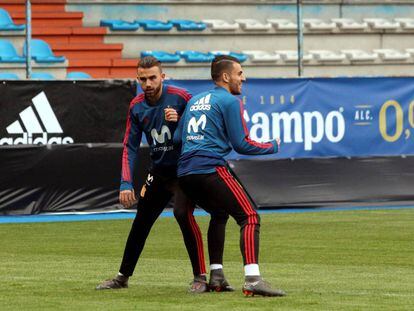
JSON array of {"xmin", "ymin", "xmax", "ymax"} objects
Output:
[
  {"xmin": 211, "ymin": 55, "xmax": 240, "ymax": 82},
  {"xmin": 137, "ymin": 56, "xmax": 162, "ymax": 71}
]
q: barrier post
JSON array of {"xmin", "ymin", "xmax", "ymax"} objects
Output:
[
  {"xmin": 25, "ymin": 0, "xmax": 32, "ymax": 79},
  {"xmin": 296, "ymin": 0, "xmax": 304, "ymax": 77}
]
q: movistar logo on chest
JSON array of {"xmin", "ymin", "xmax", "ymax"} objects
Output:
[
  {"xmin": 190, "ymin": 94, "xmax": 211, "ymax": 111},
  {"xmin": 0, "ymin": 91, "xmax": 74, "ymax": 145},
  {"xmin": 151, "ymin": 125, "xmax": 171, "ymax": 145}
]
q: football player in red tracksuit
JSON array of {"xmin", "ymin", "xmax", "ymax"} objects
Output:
[{"xmin": 96, "ymin": 56, "xmax": 232, "ymax": 293}]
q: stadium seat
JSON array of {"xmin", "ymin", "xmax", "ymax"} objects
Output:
[
  {"xmin": 0, "ymin": 8, "xmax": 25, "ymax": 31},
  {"xmin": 100, "ymin": 19, "xmax": 140, "ymax": 31},
  {"xmin": 209, "ymin": 51, "xmax": 248, "ymax": 62},
  {"xmin": 341, "ymin": 49, "xmax": 378, "ymax": 62},
  {"xmin": 234, "ymin": 19, "xmax": 272, "ymax": 31},
  {"xmin": 405, "ymin": 48, "xmax": 414, "ymax": 57},
  {"xmin": 303, "ymin": 18, "xmax": 336, "ymax": 31},
  {"xmin": 373, "ymin": 49, "xmax": 410, "ymax": 61},
  {"xmin": 31, "ymin": 72, "xmax": 55, "ymax": 80},
  {"xmin": 0, "ymin": 72, "xmax": 19, "ymax": 80},
  {"xmin": 176, "ymin": 51, "xmax": 214, "ymax": 63},
  {"xmin": 241, "ymin": 50, "xmax": 280, "ymax": 62},
  {"xmin": 0, "ymin": 39, "xmax": 25, "ymax": 63},
  {"xmin": 267, "ymin": 19, "xmax": 297, "ymax": 30},
  {"xmin": 66, "ymin": 71, "xmax": 92, "ymax": 79},
  {"xmin": 275, "ymin": 50, "xmax": 313, "ymax": 63},
  {"xmin": 24, "ymin": 39, "xmax": 65, "ymax": 63},
  {"xmin": 136, "ymin": 19, "xmax": 173, "ymax": 31},
  {"xmin": 394, "ymin": 18, "xmax": 414, "ymax": 30},
  {"xmin": 331, "ymin": 18, "xmax": 369, "ymax": 31},
  {"xmin": 202, "ymin": 19, "xmax": 239, "ymax": 31},
  {"xmin": 309, "ymin": 50, "xmax": 347, "ymax": 63},
  {"xmin": 363, "ymin": 18, "xmax": 400, "ymax": 30},
  {"xmin": 168, "ymin": 19, "xmax": 206, "ymax": 31},
  {"xmin": 141, "ymin": 51, "xmax": 180, "ymax": 63}
]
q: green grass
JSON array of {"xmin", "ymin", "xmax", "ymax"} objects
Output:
[{"xmin": 0, "ymin": 209, "xmax": 413, "ymax": 310}]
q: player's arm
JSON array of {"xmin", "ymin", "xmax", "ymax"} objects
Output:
[
  {"xmin": 169, "ymin": 91, "xmax": 193, "ymax": 145},
  {"xmin": 164, "ymin": 89, "xmax": 193, "ymax": 123},
  {"xmin": 223, "ymin": 98, "xmax": 279, "ymax": 155},
  {"xmin": 120, "ymin": 106, "xmax": 142, "ymax": 208}
]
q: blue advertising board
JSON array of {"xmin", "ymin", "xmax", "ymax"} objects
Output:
[{"xmin": 164, "ymin": 77, "xmax": 414, "ymax": 159}]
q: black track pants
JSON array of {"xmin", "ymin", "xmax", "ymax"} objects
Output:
[
  {"xmin": 119, "ymin": 171, "xmax": 207, "ymax": 277},
  {"xmin": 179, "ymin": 166, "xmax": 260, "ymax": 266}
]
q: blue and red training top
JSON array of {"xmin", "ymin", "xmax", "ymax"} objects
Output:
[
  {"xmin": 120, "ymin": 84, "xmax": 191, "ymax": 191},
  {"xmin": 177, "ymin": 86, "xmax": 278, "ymax": 177}
]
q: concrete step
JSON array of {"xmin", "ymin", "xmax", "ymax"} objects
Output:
[
  {"xmin": 0, "ymin": 0, "xmax": 66, "ymax": 13},
  {"xmin": 11, "ymin": 11, "xmax": 84, "ymax": 27},
  {"xmin": 52, "ymin": 43, "xmax": 123, "ymax": 59}
]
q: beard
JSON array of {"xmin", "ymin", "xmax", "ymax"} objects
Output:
[
  {"xmin": 229, "ymin": 82, "xmax": 242, "ymax": 95},
  {"xmin": 144, "ymin": 84, "xmax": 162, "ymax": 100}
]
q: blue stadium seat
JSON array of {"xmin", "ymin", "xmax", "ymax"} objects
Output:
[
  {"xmin": 31, "ymin": 72, "xmax": 55, "ymax": 80},
  {"xmin": 168, "ymin": 19, "xmax": 206, "ymax": 31},
  {"xmin": 66, "ymin": 71, "xmax": 91, "ymax": 79},
  {"xmin": 141, "ymin": 51, "xmax": 180, "ymax": 63},
  {"xmin": 100, "ymin": 19, "xmax": 140, "ymax": 31},
  {"xmin": 0, "ymin": 8, "xmax": 25, "ymax": 31},
  {"xmin": 0, "ymin": 39, "xmax": 25, "ymax": 63},
  {"xmin": 136, "ymin": 19, "xmax": 173, "ymax": 31},
  {"xmin": 209, "ymin": 51, "xmax": 248, "ymax": 62},
  {"xmin": 176, "ymin": 51, "xmax": 215, "ymax": 63},
  {"xmin": 23, "ymin": 39, "xmax": 65, "ymax": 63},
  {"xmin": 0, "ymin": 72, "xmax": 19, "ymax": 80}
]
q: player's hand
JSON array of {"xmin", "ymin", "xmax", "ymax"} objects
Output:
[
  {"xmin": 164, "ymin": 107, "xmax": 179, "ymax": 122},
  {"xmin": 119, "ymin": 189, "xmax": 137, "ymax": 208}
]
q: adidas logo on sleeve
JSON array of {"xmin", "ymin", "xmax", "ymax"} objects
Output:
[{"xmin": 0, "ymin": 91, "xmax": 74, "ymax": 145}]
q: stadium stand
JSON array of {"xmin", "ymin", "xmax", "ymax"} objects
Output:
[
  {"xmin": 30, "ymin": 71, "xmax": 55, "ymax": 79},
  {"xmin": 168, "ymin": 19, "xmax": 206, "ymax": 31},
  {"xmin": 267, "ymin": 19, "xmax": 298, "ymax": 31},
  {"xmin": 66, "ymin": 71, "xmax": 91, "ymax": 79},
  {"xmin": 0, "ymin": 72, "xmax": 19, "ymax": 79},
  {"xmin": 0, "ymin": 39, "xmax": 25, "ymax": 62},
  {"xmin": 309, "ymin": 50, "xmax": 347, "ymax": 63},
  {"xmin": 100, "ymin": 19, "xmax": 140, "ymax": 31},
  {"xmin": 275, "ymin": 50, "xmax": 313, "ymax": 63},
  {"xmin": 136, "ymin": 19, "xmax": 173, "ymax": 31},
  {"xmin": 141, "ymin": 51, "xmax": 180, "ymax": 63},
  {"xmin": 234, "ymin": 19, "xmax": 272, "ymax": 31},
  {"xmin": 242, "ymin": 50, "xmax": 280, "ymax": 63},
  {"xmin": 202, "ymin": 19, "xmax": 239, "ymax": 31},
  {"xmin": 24, "ymin": 39, "xmax": 66, "ymax": 63},
  {"xmin": 209, "ymin": 51, "xmax": 248, "ymax": 62},
  {"xmin": 0, "ymin": 7, "xmax": 24, "ymax": 30},
  {"xmin": 176, "ymin": 50, "xmax": 215, "ymax": 63},
  {"xmin": 331, "ymin": 18, "xmax": 369, "ymax": 31},
  {"xmin": 303, "ymin": 18, "xmax": 336, "ymax": 31},
  {"xmin": 340, "ymin": 50, "xmax": 378, "ymax": 63},
  {"xmin": 373, "ymin": 49, "xmax": 411, "ymax": 61},
  {"xmin": 2, "ymin": 1, "xmax": 414, "ymax": 78}
]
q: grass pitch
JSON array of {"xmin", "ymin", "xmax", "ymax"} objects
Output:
[{"xmin": 0, "ymin": 209, "xmax": 413, "ymax": 310}]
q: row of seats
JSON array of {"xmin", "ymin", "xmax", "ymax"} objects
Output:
[
  {"xmin": 141, "ymin": 49, "xmax": 414, "ymax": 63},
  {"xmin": 141, "ymin": 51, "xmax": 248, "ymax": 63},
  {"xmin": 0, "ymin": 8, "xmax": 25, "ymax": 31},
  {"xmin": 0, "ymin": 71, "xmax": 91, "ymax": 80},
  {"xmin": 0, "ymin": 39, "xmax": 65, "ymax": 63},
  {"xmin": 101, "ymin": 19, "xmax": 206, "ymax": 31},
  {"xmin": 99, "ymin": 17, "xmax": 414, "ymax": 32}
]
